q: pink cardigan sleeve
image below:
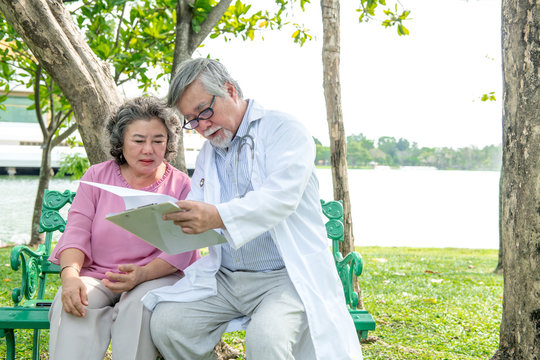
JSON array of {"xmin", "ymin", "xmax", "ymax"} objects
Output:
[
  {"xmin": 49, "ymin": 167, "xmax": 99, "ymax": 267},
  {"xmin": 49, "ymin": 162, "xmax": 200, "ymax": 275}
]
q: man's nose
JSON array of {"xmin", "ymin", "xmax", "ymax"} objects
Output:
[{"xmin": 197, "ymin": 119, "xmax": 212, "ymax": 131}]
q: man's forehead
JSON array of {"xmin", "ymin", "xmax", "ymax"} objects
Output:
[{"xmin": 179, "ymin": 82, "xmax": 209, "ymax": 112}]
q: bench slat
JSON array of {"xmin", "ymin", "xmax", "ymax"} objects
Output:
[{"xmin": 0, "ymin": 307, "xmax": 50, "ymax": 330}]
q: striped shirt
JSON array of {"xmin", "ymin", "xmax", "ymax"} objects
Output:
[{"xmin": 214, "ymin": 100, "xmax": 285, "ymax": 272}]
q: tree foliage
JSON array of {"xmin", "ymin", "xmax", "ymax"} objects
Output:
[
  {"xmin": 0, "ymin": 0, "xmax": 310, "ymax": 247},
  {"xmin": 0, "ymin": 17, "xmax": 78, "ymax": 245},
  {"xmin": 356, "ymin": 0, "xmax": 410, "ymax": 35}
]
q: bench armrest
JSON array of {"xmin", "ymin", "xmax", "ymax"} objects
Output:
[
  {"xmin": 335, "ymin": 250, "xmax": 363, "ymax": 310},
  {"xmin": 8, "ymin": 189, "xmax": 73, "ymax": 307},
  {"xmin": 10, "ymin": 245, "xmax": 47, "ymax": 306}
]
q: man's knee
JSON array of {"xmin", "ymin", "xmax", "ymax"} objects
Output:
[
  {"xmin": 246, "ymin": 307, "xmax": 307, "ymax": 358},
  {"xmin": 245, "ymin": 327, "xmax": 295, "ymax": 359},
  {"xmin": 150, "ymin": 303, "xmax": 179, "ymax": 343}
]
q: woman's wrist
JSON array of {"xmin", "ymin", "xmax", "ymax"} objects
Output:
[{"xmin": 60, "ymin": 265, "xmax": 80, "ymax": 280}]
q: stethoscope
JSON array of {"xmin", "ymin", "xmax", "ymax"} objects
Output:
[{"xmin": 235, "ymin": 121, "xmax": 255, "ymax": 198}]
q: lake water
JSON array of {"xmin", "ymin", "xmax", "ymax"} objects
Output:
[{"xmin": 0, "ymin": 168, "xmax": 500, "ymax": 249}]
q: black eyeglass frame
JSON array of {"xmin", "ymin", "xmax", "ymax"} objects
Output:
[{"xmin": 182, "ymin": 95, "xmax": 216, "ymax": 130}]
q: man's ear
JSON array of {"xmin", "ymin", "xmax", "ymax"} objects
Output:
[{"xmin": 225, "ymin": 82, "xmax": 237, "ymax": 99}]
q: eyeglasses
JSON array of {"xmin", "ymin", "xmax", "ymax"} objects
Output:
[{"xmin": 182, "ymin": 95, "xmax": 216, "ymax": 130}]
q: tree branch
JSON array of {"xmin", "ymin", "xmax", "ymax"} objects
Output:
[
  {"xmin": 47, "ymin": 78, "xmax": 57, "ymax": 132},
  {"xmin": 114, "ymin": 2, "xmax": 126, "ymax": 50},
  {"xmin": 189, "ymin": 0, "xmax": 233, "ymax": 53},
  {"xmin": 51, "ymin": 119, "xmax": 77, "ymax": 147},
  {"xmin": 113, "ymin": 2, "xmax": 127, "ymax": 81},
  {"xmin": 34, "ymin": 64, "xmax": 48, "ymax": 137}
]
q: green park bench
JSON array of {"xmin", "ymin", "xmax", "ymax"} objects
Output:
[
  {"xmin": 0, "ymin": 190, "xmax": 374, "ymax": 359},
  {"xmin": 320, "ymin": 199, "xmax": 376, "ymax": 339},
  {"xmin": 0, "ymin": 189, "xmax": 73, "ymax": 360}
]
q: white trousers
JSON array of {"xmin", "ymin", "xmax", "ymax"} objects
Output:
[
  {"xmin": 49, "ymin": 274, "xmax": 181, "ymax": 360},
  {"xmin": 150, "ymin": 267, "xmax": 308, "ymax": 360}
]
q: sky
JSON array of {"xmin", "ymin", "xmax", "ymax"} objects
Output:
[{"xmin": 126, "ymin": 0, "xmax": 503, "ymax": 149}]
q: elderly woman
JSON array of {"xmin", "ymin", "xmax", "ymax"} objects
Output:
[{"xmin": 48, "ymin": 96, "xmax": 200, "ymax": 360}]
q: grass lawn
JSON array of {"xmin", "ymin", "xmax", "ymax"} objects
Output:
[
  {"xmin": 0, "ymin": 246, "xmax": 502, "ymax": 359},
  {"xmin": 359, "ymin": 246, "xmax": 502, "ymax": 360}
]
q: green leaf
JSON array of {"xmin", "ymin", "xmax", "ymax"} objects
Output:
[
  {"xmin": 358, "ymin": 12, "xmax": 365, "ymax": 22},
  {"xmin": 397, "ymin": 23, "xmax": 409, "ymax": 36},
  {"xmin": 192, "ymin": 20, "xmax": 202, "ymax": 34},
  {"xmin": 480, "ymin": 92, "xmax": 497, "ymax": 102}
]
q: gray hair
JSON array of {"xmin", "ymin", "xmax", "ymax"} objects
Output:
[
  {"xmin": 167, "ymin": 58, "xmax": 243, "ymax": 109},
  {"xmin": 106, "ymin": 96, "xmax": 181, "ymax": 165}
]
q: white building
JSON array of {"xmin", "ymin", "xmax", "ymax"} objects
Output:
[{"xmin": 0, "ymin": 91, "xmax": 202, "ymax": 175}]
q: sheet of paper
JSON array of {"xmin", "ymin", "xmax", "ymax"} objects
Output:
[
  {"xmin": 80, "ymin": 181, "xmax": 178, "ymax": 209},
  {"xmin": 106, "ymin": 202, "xmax": 226, "ymax": 254}
]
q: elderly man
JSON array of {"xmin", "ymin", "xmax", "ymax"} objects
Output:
[{"xmin": 143, "ymin": 58, "xmax": 362, "ymax": 360}]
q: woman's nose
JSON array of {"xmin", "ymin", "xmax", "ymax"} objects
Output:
[{"xmin": 142, "ymin": 141, "xmax": 153, "ymax": 153}]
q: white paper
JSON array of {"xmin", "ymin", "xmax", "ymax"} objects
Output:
[
  {"xmin": 80, "ymin": 181, "xmax": 178, "ymax": 209},
  {"xmin": 81, "ymin": 181, "xmax": 227, "ymax": 254}
]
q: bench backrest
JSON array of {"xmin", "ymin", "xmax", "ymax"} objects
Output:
[
  {"xmin": 10, "ymin": 189, "xmax": 74, "ymax": 306},
  {"xmin": 320, "ymin": 200, "xmax": 363, "ymax": 311}
]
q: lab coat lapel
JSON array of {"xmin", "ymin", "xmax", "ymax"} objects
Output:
[
  {"xmin": 245, "ymin": 102, "xmax": 265, "ymax": 189},
  {"xmin": 202, "ymin": 145, "xmax": 221, "ymax": 205}
]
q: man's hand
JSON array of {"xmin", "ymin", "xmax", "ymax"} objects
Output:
[
  {"xmin": 61, "ymin": 275, "xmax": 88, "ymax": 317},
  {"xmin": 162, "ymin": 200, "xmax": 224, "ymax": 234},
  {"xmin": 102, "ymin": 264, "xmax": 146, "ymax": 293}
]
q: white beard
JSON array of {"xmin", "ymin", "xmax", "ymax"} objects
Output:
[{"xmin": 204, "ymin": 127, "xmax": 234, "ymax": 148}]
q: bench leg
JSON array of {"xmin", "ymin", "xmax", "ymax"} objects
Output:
[
  {"xmin": 357, "ymin": 330, "xmax": 368, "ymax": 340},
  {"xmin": 32, "ymin": 329, "xmax": 41, "ymax": 360},
  {"xmin": 2, "ymin": 329, "xmax": 16, "ymax": 360}
]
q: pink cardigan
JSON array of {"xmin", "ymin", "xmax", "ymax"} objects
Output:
[{"xmin": 49, "ymin": 160, "xmax": 200, "ymax": 279}]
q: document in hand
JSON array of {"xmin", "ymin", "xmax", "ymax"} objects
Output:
[{"xmin": 81, "ymin": 181, "xmax": 226, "ymax": 254}]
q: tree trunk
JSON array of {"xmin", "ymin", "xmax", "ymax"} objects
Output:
[
  {"xmin": 169, "ymin": 0, "xmax": 192, "ymax": 173},
  {"xmin": 492, "ymin": 0, "xmax": 539, "ymax": 358},
  {"xmin": 30, "ymin": 140, "xmax": 53, "ymax": 246},
  {"xmin": 321, "ymin": 0, "xmax": 361, "ymax": 307},
  {"xmin": 494, "ymin": 171, "xmax": 503, "ymax": 274},
  {"xmin": 170, "ymin": 0, "xmax": 233, "ymax": 173},
  {"xmin": 0, "ymin": 0, "xmax": 122, "ymax": 165},
  {"xmin": 320, "ymin": 0, "xmax": 354, "ymax": 255}
]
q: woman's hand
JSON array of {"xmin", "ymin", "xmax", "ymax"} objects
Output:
[
  {"xmin": 60, "ymin": 272, "xmax": 88, "ymax": 317},
  {"xmin": 102, "ymin": 259, "xmax": 178, "ymax": 293},
  {"xmin": 102, "ymin": 264, "xmax": 147, "ymax": 293},
  {"xmin": 59, "ymin": 249, "xmax": 87, "ymax": 317}
]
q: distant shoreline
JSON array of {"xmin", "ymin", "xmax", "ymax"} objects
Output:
[{"xmin": 315, "ymin": 165, "xmax": 500, "ymax": 172}]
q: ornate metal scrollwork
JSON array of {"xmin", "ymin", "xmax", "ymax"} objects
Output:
[
  {"xmin": 321, "ymin": 199, "xmax": 364, "ymax": 311},
  {"xmin": 320, "ymin": 199, "xmax": 343, "ymax": 221},
  {"xmin": 39, "ymin": 209, "xmax": 67, "ymax": 233},
  {"xmin": 23, "ymin": 257, "xmax": 39, "ymax": 300},
  {"xmin": 7, "ymin": 189, "xmax": 74, "ymax": 307},
  {"xmin": 10, "ymin": 245, "xmax": 44, "ymax": 306},
  {"xmin": 325, "ymin": 219, "xmax": 345, "ymax": 242},
  {"xmin": 43, "ymin": 189, "xmax": 75, "ymax": 211}
]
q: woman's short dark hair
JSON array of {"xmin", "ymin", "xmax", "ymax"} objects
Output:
[{"xmin": 106, "ymin": 96, "xmax": 181, "ymax": 165}]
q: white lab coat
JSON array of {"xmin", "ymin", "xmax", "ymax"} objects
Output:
[{"xmin": 142, "ymin": 101, "xmax": 362, "ymax": 360}]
